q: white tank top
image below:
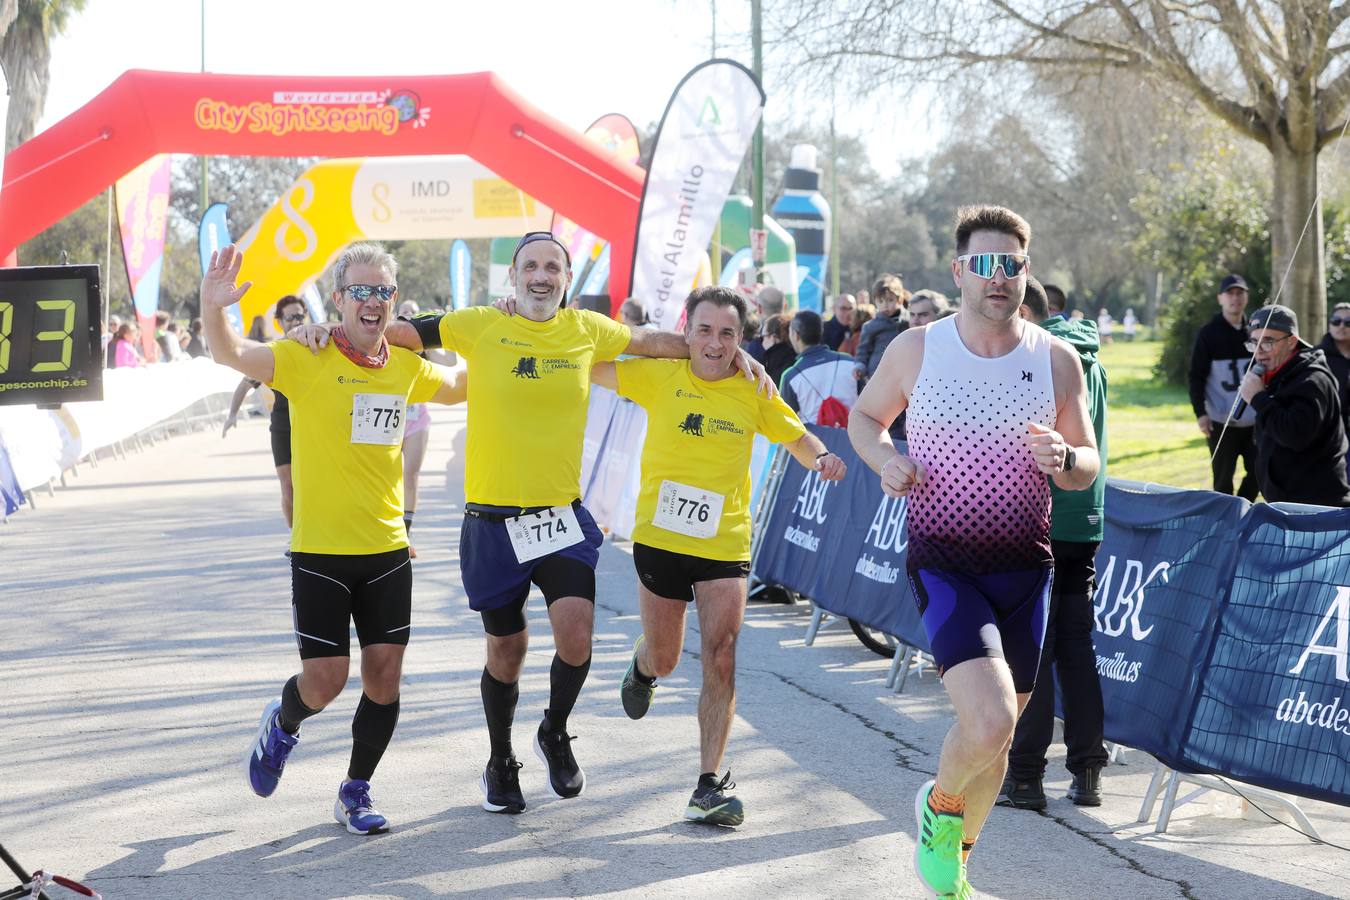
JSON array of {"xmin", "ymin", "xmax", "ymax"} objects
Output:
[{"xmin": 905, "ymin": 315, "xmax": 1057, "ymax": 572}]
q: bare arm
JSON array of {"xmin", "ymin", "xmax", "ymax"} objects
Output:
[
  {"xmin": 784, "ymin": 430, "xmax": 847, "ymax": 481},
  {"xmin": 848, "ymin": 329, "xmax": 926, "ymax": 497},
  {"xmin": 200, "ymin": 246, "xmax": 274, "ymax": 383},
  {"xmin": 589, "ymin": 360, "xmax": 618, "ymax": 391},
  {"xmin": 1033, "ymin": 339, "xmax": 1101, "ymax": 490},
  {"xmin": 623, "ymin": 326, "xmax": 690, "ymax": 359},
  {"xmin": 429, "ymin": 366, "xmax": 467, "ymax": 406},
  {"xmin": 222, "ymin": 377, "xmax": 257, "ymax": 436}
]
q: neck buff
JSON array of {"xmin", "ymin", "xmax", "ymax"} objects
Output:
[{"xmin": 331, "ymin": 326, "xmax": 389, "ymax": 369}]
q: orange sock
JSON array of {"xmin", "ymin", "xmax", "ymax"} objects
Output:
[
  {"xmin": 961, "ymin": 840, "xmax": 975, "ymax": 865},
  {"xmin": 928, "ymin": 784, "xmax": 966, "ymax": 816}
]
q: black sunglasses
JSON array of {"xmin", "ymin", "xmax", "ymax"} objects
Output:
[{"xmin": 1332, "ymin": 317, "xmax": 1350, "ymax": 327}]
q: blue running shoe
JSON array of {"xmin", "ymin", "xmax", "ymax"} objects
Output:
[
  {"xmin": 245, "ymin": 697, "xmax": 298, "ymax": 798},
  {"xmin": 333, "ymin": 779, "xmax": 390, "ymax": 835}
]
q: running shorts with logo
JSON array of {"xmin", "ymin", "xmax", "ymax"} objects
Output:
[
  {"xmin": 460, "ymin": 501, "xmax": 605, "ymax": 636},
  {"xmin": 268, "ymin": 340, "xmax": 443, "ymax": 657},
  {"xmin": 632, "ymin": 543, "xmax": 750, "ymax": 603},
  {"xmin": 291, "ymin": 549, "xmax": 413, "ymax": 658},
  {"xmin": 907, "ymin": 567, "xmax": 1052, "ymax": 692}
]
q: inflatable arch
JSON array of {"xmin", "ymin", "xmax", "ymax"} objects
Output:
[
  {"xmin": 234, "ymin": 155, "xmax": 553, "ymax": 326},
  {"xmin": 0, "ymin": 70, "xmax": 644, "ymax": 301}
]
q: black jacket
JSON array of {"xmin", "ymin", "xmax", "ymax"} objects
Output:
[
  {"xmin": 762, "ymin": 342, "xmax": 796, "ymax": 389},
  {"xmin": 1188, "ymin": 313, "xmax": 1255, "ymax": 425},
  {"xmin": 822, "ymin": 317, "xmax": 848, "ymax": 351},
  {"xmin": 1250, "ymin": 344, "xmax": 1350, "ymax": 507}
]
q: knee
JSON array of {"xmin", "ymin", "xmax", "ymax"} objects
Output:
[
  {"xmin": 703, "ymin": 636, "xmax": 737, "ymax": 686},
  {"xmin": 647, "ymin": 641, "xmax": 681, "ymax": 678},
  {"xmin": 304, "ymin": 663, "xmax": 349, "ymax": 706},
  {"xmin": 965, "ymin": 706, "xmax": 1017, "ymax": 755},
  {"xmin": 487, "ymin": 633, "xmax": 528, "ymax": 668}
]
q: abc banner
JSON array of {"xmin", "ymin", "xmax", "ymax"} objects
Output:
[
  {"xmin": 631, "ymin": 60, "xmax": 765, "ymax": 330},
  {"xmin": 115, "ymin": 154, "xmax": 173, "ymax": 359},
  {"xmin": 1183, "ymin": 503, "xmax": 1350, "ymax": 805}
]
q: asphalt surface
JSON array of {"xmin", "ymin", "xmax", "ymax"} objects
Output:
[{"xmin": 3, "ymin": 405, "xmax": 1348, "ymax": 899}]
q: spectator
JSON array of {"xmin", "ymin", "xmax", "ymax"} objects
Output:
[
  {"xmin": 620, "ymin": 297, "xmax": 649, "ymax": 328},
  {"xmin": 185, "ymin": 318, "xmax": 208, "ymax": 358},
  {"xmin": 1318, "ymin": 302, "xmax": 1350, "ymax": 416},
  {"xmin": 759, "ymin": 313, "xmax": 796, "ymax": 388},
  {"xmin": 155, "ymin": 310, "xmax": 181, "ymax": 361},
  {"xmin": 839, "ymin": 303, "xmax": 872, "ymax": 357},
  {"xmin": 112, "ymin": 322, "xmax": 142, "ymax": 368},
  {"xmin": 1043, "ymin": 283, "xmax": 1068, "ymax": 318},
  {"xmin": 1188, "ymin": 274, "xmax": 1258, "ymax": 500},
  {"xmin": 907, "ymin": 290, "xmax": 949, "ymax": 328},
  {"xmin": 856, "ymin": 289, "xmax": 870, "ymax": 308},
  {"xmin": 1096, "ymin": 307, "xmax": 1113, "ymax": 344},
  {"xmin": 757, "ymin": 285, "xmax": 785, "ymax": 318},
  {"xmin": 822, "ymin": 293, "xmax": 856, "ymax": 351},
  {"xmin": 854, "ymin": 274, "xmax": 908, "ymax": 383},
  {"xmin": 1122, "ymin": 307, "xmax": 1139, "ymax": 341},
  {"xmin": 104, "ymin": 314, "xmax": 122, "ymax": 368},
  {"xmin": 1003, "ymin": 276, "xmax": 1109, "ymax": 810},
  {"xmin": 1069, "ymin": 309, "xmax": 1085, "ymax": 321},
  {"xmin": 1239, "ymin": 305, "xmax": 1350, "ymax": 507},
  {"xmin": 780, "ymin": 310, "xmax": 856, "ymax": 426}
]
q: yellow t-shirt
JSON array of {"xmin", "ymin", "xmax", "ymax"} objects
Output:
[
  {"xmin": 617, "ymin": 358, "xmax": 806, "ymax": 561},
  {"xmin": 439, "ymin": 307, "xmax": 631, "ymax": 506},
  {"xmin": 269, "ymin": 340, "xmax": 444, "ymax": 554}
]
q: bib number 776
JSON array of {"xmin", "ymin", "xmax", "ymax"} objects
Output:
[{"xmin": 653, "ymin": 480, "xmax": 724, "ymax": 539}]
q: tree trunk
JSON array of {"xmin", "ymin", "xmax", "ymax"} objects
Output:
[
  {"xmin": 1269, "ymin": 137, "xmax": 1326, "ymax": 338},
  {"xmin": 0, "ymin": 7, "xmax": 51, "ymax": 153}
]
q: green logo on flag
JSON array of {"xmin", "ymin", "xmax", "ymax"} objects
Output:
[{"xmin": 698, "ymin": 97, "xmax": 721, "ymax": 128}]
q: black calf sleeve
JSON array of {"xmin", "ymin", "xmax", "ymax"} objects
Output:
[
  {"xmin": 348, "ymin": 693, "xmax": 400, "ymax": 782},
  {"xmin": 279, "ymin": 674, "xmax": 321, "ymax": 735}
]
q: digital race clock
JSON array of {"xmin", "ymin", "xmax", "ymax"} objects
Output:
[{"xmin": 0, "ymin": 265, "xmax": 102, "ymax": 406}]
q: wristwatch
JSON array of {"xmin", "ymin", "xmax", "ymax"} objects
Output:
[{"xmin": 1063, "ymin": 447, "xmax": 1077, "ymax": 473}]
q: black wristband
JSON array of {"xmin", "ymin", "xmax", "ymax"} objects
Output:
[
  {"xmin": 407, "ymin": 312, "xmax": 445, "ymax": 350},
  {"xmin": 816, "ymin": 451, "xmax": 832, "ymax": 460},
  {"xmin": 1063, "ymin": 447, "xmax": 1077, "ymax": 472}
]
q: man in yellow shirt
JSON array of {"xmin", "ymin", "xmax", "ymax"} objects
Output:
[
  {"xmin": 365, "ymin": 232, "xmax": 771, "ymax": 815},
  {"xmin": 593, "ymin": 286, "xmax": 846, "ymax": 826},
  {"xmin": 202, "ymin": 242, "xmax": 465, "ymax": 835}
]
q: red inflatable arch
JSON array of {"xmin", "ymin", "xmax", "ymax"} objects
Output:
[{"xmin": 0, "ymin": 70, "xmax": 642, "ymax": 305}]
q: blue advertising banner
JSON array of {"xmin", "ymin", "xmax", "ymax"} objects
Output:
[
  {"xmin": 752, "ymin": 426, "xmax": 928, "ymax": 649},
  {"xmin": 1183, "ymin": 503, "xmax": 1350, "ymax": 805},
  {"xmin": 198, "ymin": 203, "xmax": 241, "ymax": 332},
  {"xmin": 449, "ymin": 239, "xmax": 471, "ymax": 309},
  {"xmin": 1088, "ymin": 486, "xmax": 1248, "ymax": 768}
]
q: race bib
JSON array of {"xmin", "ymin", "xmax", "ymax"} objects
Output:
[
  {"xmin": 652, "ymin": 480, "xmax": 724, "ymax": 539},
  {"xmin": 351, "ymin": 393, "xmax": 406, "ymax": 445},
  {"xmin": 506, "ymin": 504, "xmax": 584, "ymax": 563}
]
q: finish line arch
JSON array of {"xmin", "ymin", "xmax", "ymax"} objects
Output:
[
  {"xmin": 234, "ymin": 155, "xmax": 553, "ymax": 326},
  {"xmin": 0, "ymin": 70, "xmax": 643, "ymax": 301}
]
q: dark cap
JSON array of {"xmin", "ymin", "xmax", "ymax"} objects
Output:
[
  {"xmin": 512, "ymin": 231, "xmax": 572, "ymax": 267},
  {"xmin": 1249, "ymin": 304, "xmax": 1298, "ymax": 334},
  {"xmin": 1220, "ymin": 274, "xmax": 1249, "ymax": 293}
]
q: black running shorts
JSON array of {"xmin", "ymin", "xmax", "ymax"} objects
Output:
[
  {"xmin": 632, "ymin": 542, "xmax": 750, "ymax": 603},
  {"xmin": 290, "ymin": 548, "xmax": 412, "ymax": 658}
]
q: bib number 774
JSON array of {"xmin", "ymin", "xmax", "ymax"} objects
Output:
[{"xmin": 505, "ymin": 504, "xmax": 584, "ymax": 563}]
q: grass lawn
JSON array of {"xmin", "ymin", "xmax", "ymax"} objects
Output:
[{"xmin": 1098, "ymin": 339, "xmax": 1232, "ymax": 490}]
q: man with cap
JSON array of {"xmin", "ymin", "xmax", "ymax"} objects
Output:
[
  {"xmin": 1189, "ymin": 274, "xmax": 1259, "ymax": 500},
  {"xmin": 1238, "ymin": 305, "xmax": 1350, "ymax": 507}
]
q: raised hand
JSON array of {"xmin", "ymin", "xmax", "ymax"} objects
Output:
[{"xmin": 201, "ymin": 245, "xmax": 253, "ymax": 309}]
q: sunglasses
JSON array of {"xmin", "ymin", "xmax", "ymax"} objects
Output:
[
  {"xmin": 1331, "ymin": 317, "xmax": 1350, "ymax": 327},
  {"xmin": 957, "ymin": 252, "xmax": 1030, "ymax": 280},
  {"xmin": 513, "ymin": 231, "xmax": 572, "ymax": 267},
  {"xmin": 342, "ymin": 284, "xmax": 396, "ymax": 303},
  {"xmin": 1245, "ymin": 334, "xmax": 1294, "ymax": 352}
]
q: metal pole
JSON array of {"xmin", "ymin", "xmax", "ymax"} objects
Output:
[
  {"xmin": 751, "ymin": 0, "xmax": 764, "ymax": 281},
  {"xmin": 199, "ymin": 0, "xmax": 209, "ymax": 213},
  {"xmin": 830, "ymin": 80, "xmax": 840, "ymax": 299}
]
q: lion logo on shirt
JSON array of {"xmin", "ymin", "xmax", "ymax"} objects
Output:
[
  {"xmin": 678, "ymin": 413, "xmax": 704, "ymax": 437},
  {"xmin": 511, "ymin": 357, "xmax": 540, "ymax": 379}
]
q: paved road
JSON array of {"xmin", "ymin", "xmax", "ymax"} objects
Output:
[{"xmin": 3, "ymin": 407, "xmax": 1347, "ymax": 898}]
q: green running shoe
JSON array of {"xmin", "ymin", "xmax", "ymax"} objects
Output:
[
  {"xmin": 914, "ymin": 780, "xmax": 964, "ymax": 896},
  {"xmin": 684, "ymin": 771, "xmax": 744, "ymax": 827},
  {"xmin": 620, "ymin": 635, "xmax": 656, "ymax": 719}
]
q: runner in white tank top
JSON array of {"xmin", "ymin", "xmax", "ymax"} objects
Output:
[{"xmin": 846, "ymin": 207, "xmax": 1100, "ymax": 898}]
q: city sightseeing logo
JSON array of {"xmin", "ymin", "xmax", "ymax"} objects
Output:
[{"xmin": 195, "ymin": 89, "xmax": 432, "ymax": 137}]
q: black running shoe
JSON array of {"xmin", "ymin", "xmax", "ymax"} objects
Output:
[
  {"xmin": 534, "ymin": 720, "xmax": 585, "ymax": 799},
  {"xmin": 480, "ymin": 755, "xmax": 526, "ymax": 814},
  {"xmin": 685, "ymin": 771, "xmax": 744, "ymax": 827},
  {"xmin": 620, "ymin": 635, "xmax": 656, "ymax": 720},
  {"xmin": 997, "ymin": 775, "xmax": 1047, "ymax": 811}
]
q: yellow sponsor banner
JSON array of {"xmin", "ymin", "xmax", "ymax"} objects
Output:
[{"xmin": 473, "ymin": 177, "xmax": 537, "ymax": 218}]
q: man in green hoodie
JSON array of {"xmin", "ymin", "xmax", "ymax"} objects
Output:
[{"xmin": 999, "ymin": 278, "xmax": 1110, "ymax": 811}]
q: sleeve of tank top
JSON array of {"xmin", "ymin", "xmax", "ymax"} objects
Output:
[
  {"xmin": 758, "ymin": 391, "xmax": 808, "ymax": 445},
  {"xmin": 584, "ymin": 310, "xmax": 634, "ymax": 362}
]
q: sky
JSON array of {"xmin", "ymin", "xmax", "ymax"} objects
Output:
[{"xmin": 38, "ymin": 0, "xmax": 933, "ymax": 178}]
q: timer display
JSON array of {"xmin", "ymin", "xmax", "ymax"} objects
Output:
[{"xmin": 0, "ymin": 265, "xmax": 102, "ymax": 406}]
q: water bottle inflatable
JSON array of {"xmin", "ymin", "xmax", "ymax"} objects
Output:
[{"xmin": 770, "ymin": 144, "xmax": 831, "ymax": 313}]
